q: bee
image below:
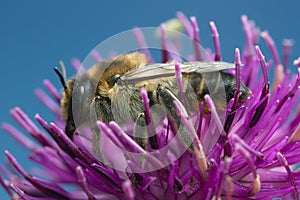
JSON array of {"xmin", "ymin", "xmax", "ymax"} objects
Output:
[{"xmin": 55, "ymin": 52, "xmax": 251, "ymax": 151}]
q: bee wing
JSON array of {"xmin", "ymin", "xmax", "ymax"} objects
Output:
[{"xmin": 119, "ymin": 61, "xmax": 235, "ymax": 84}]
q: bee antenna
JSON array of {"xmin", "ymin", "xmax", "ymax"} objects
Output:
[
  {"xmin": 58, "ymin": 60, "xmax": 67, "ymax": 81},
  {"xmin": 54, "ymin": 67, "xmax": 67, "ymax": 90}
]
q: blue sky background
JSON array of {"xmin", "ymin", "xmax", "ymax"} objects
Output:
[{"xmin": 0, "ymin": 0, "xmax": 299, "ymax": 198}]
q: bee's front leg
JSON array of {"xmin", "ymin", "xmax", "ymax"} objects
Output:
[{"xmin": 156, "ymin": 86, "xmax": 194, "ymax": 152}]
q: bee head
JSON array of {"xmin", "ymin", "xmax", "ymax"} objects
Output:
[{"xmin": 55, "ymin": 65, "xmax": 96, "ymax": 137}]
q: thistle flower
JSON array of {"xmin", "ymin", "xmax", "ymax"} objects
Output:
[{"xmin": 1, "ymin": 12, "xmax": 300, "ymax": 200}]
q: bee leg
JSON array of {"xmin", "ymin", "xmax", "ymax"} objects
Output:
[
  {"xmin": 89, "ymin": 99, "xmax": 105, "ymax": 165},
  {"xmin": 156, "ymin": 86, "xmax": 194, "ymax": 152},
  {"xmin": 65, "ymin": 116, "xmax": 76, "ymax": 139},
  {"xmin": 134, "ymin": 113, "xmax": 147, "ymax": 167},
  {"xmin": 134, "ymin": 113, "xmax": 147, "ymax": 149},
  {"xmin": 91, "ymin": 125, "xmax": 106, "ymax": 165}
]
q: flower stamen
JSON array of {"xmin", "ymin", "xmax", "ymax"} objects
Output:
[
  {"xmin": 122, "ymin": 180, "xmax": 135, "ymax": 200},
  {"xmin": 209, "ymin": 21, "xmax": 221, "ymax": 61},
  {"xmin": 35, "ymin": 88, "xmax": 60, "ymax": 114},
  {"xmin": 174, "ymin": 101, "xmax": 208, "ymax": 182},
  {"xmin": 275, "ymin": 62, "xmax": 300, "ymax": 112},
  {"xmin": 224, "ymin": 48, "xmax": 242, "ymax": 134},
  {"xmin": 231, "ymin": 133, "xmax": 263, "ymax": 160},
  {"xmin": 282, "ymin": 39, "xmax": 294, "ymax": 69},
  {"xmin": 160, "ymin": 23, "xmax": 169, "ymax": 63},
  {"xmin": 5, "ymin": 151, "xmax": 69, "ymax": 199},
  {"xmin": 215, "ymin": 157, "xmax": 232, "ymax": 199},
  {"xmin": 190, "ymin": 16, "xmax": 203, "ymax": 61},
  {"xmin": 76, "ymin": 166, "xmax": 97, "ymax": 200},
  {"xmin": 272, "ymin": 64, "xmax": 284, "ymax": 92},
  {"xmin": 241, "ymin": 15, "xmax": 255, "ymax": 59},
  {"xmin": 43, "ymin": 79, "xmax": 62, "ymax": 103},
  {"xmin": 91, "ymin": 50, "xmax": 103, "ymax": 62},
  {"xmin": 109, "ymin": 121, "xmax": 165, "ymax": 170},
  {"xmin": 2, "ymin": 123, "xmax": 37, "ymax": 150},
  {"xmin": 141, "ymin": 89, "xmax": 158, "ymax": 149},
  {"xmin": 261, "ymin": 31, "xmax": 280, "ymax": 66},
  {"xmin": 225, "ymin": 175, "xmax": 233, "ymax": 200},
  {"xmin": 0, "ymin": 175, "xmax": 15, "ymax": 200},
  {"xmin": 132, "ymin": 27, "xmax": 153, "ymax": 63},
  {"xmin": 175, "ymin": 62, "xmax": 187, "ymax": 108},
  {"xmin": 235, "ymin": 144, "xmax": 261, "ymax": 196},
  {"xmin": 71, "ymin": 58, "xmax": 82, "ymax": 72},
  {"xmin": 277, "ymin": 152, "xmax": 299, "ymax": 200},
  {"xmin": 176, "ymin": 11, "xmax": 193, "ymax": 37},
  {"xmin": 250, "ymin": 46, "xmax": 270, "ymax": 127}
]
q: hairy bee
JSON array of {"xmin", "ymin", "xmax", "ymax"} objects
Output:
[{"xmin": 56, "ymin": 52, "xmax": 251, "ymax": 151}]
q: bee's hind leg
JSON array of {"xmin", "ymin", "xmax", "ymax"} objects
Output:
[
  {"xmin": 134, "ymin": 113, "xmax": 148, "ymax": 149},
  {"xmin": 156, "ymin": 86, "xmax": 194, "ymax": 152}
]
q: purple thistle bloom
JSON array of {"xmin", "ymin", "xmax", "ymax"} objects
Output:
[{"xmin": 1, "ymin": 12, "xmax": 300, "ymax": 199}]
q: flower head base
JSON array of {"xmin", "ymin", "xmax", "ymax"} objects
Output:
[{"xmin": 1, "ymin": 12, "xmax": 300, "ymax": 199}]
